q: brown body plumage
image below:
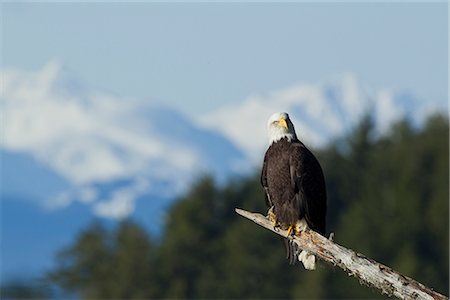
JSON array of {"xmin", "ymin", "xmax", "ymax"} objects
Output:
[{"xmin": 261, "ymin": 137, "xmax": 326, "ymax": 235}]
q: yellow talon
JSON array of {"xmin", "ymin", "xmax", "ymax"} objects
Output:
[{"xmin": 287, "ymin": 224, "xmax": 295, "ymax": 236}]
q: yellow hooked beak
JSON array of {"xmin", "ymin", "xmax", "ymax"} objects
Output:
[{"xmin": 279, "ymin": 118, "xmax": 288, "ymax": 129}]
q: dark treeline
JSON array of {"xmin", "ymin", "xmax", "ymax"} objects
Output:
[{"xmin": 6, "ymin": 114, "xmax": 449, "ymax": 299}]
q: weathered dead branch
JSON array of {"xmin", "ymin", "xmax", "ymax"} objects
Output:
[{"xmin": 235, "ymin": 208, "xmax": 448, "ymax": 300}]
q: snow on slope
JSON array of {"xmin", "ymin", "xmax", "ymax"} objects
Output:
[
  {"xmin": 2, "ymin": 62, "xmax": 443, "ymax": 220},
  {"xmin": 1, "ymin": 61, "xmax": 247, "ymax": 219},
  {"xmin": 198, "ymin": 73, "xmax": 441, "ymax": 162}
]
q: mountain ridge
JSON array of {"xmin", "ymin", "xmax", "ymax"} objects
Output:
[
  {"xmin": 198, "ymin": 73, "xmax": 442, "ymax": 163},
  {"xmin": 1, "ymin": 62, "xmax": 247, "ymax": 221},
  {"xmin": 1, "ymin": 61, "xmax": 446, "ymax": 282}
]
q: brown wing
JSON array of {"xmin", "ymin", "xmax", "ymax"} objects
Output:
[
  {"xmin": 260, "ymin": 151, "xmax": 272, "ymax": 208},
  {"xmin": 289, "ymin": 142, "xmax": 327, "ymax": 235}
]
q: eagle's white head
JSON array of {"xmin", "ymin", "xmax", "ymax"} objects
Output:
[{"xmin": 267, "ymin": 112, "xmax": 297, "ymax": 145}]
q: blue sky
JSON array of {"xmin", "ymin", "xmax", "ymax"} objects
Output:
[{"xmin": 2, "ymin": 2, "xmax": 448, "ymax": 117}]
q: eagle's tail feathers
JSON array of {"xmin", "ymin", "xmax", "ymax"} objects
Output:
[
  {"xmin": 285, "ymin": 238, "xmax": 316, "ymax": 269},
  {"xmin": 285, "ymin": 238, "xmax": 297, "ymax": 265}
]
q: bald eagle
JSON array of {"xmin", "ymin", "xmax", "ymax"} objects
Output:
[{"xmin": 261, "ymin": 112, "xmax": 327, "ymax": 270}]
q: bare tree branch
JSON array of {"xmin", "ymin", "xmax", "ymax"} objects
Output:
[{"xmin": 235, "ymin": 208, "xmax": 448, "ymax": 300}]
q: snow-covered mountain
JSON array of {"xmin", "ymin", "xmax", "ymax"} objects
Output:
[
  {"xmin": 2, "ymin": 63, "xmax": 444, "ymax": 221},
  {"xmin": 1, "ymin": 61, "xmax": 248, "ymax": 221},
  {"xmin": 2, "ymin": 62, "xmax": 445, "ymax": 222},
  {"xmin": 198, "ymin": 73, "xmax": 442, "ymax": 163}
]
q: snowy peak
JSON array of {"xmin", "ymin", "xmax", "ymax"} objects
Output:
[
  {"xmin": 198, "ymin": 73, "xmax": 442, "ymax": 161},
  {"xmin": 3, "ymin": 60, "xmax": 88, "ymax": 103},
  {"xmin": 1, "ymin": 62, "xmax": 247, "ymax": 220}
]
